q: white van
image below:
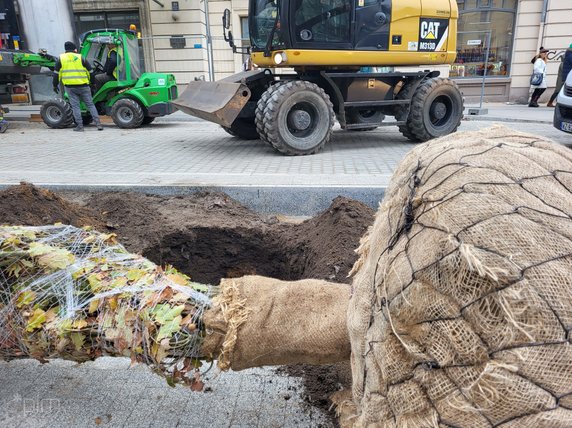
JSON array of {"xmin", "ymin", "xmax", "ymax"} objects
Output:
[{"xmin": 554, "ymin": 71, "xmax": 572, "ymax": 133}]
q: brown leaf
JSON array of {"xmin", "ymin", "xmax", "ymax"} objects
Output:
[{"xmin": 190, "ymin": 370, "xmax": 204, "ymax": 392}]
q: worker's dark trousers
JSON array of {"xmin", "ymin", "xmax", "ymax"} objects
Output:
[{"xmin": 65, "ymin": 85, "xmax": 101, "ymax": 128}]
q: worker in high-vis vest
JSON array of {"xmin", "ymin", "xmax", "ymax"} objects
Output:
[
  {"xmin": 93, "ymin": 43, "xmax": 118, "ymax": 93},
  {"xmin": 52, "ymin": 41, "xmax": 103, "ymax": 132}
]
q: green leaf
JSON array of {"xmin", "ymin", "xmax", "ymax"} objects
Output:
[
  {"xmin": 156, "ymin": 315, "xmax": 182, "ymax": 341},
  {"xmin": 190, "ymin": 282, "xmax": 210, "ymax": 293},
  {"xmin": 127, "ymin": 269, "xmax": 146, "ymax": 282},
  {"xmin": 58, "ymin": 318, "xmax": 73, "ymax": 334},
  {"xmin": 26, "ymin": 308, "xmax": 46, "ymax": 332},
  {"xmin": 151, "ymin": 304, "xmax": 185, "ymax": 325},
  {"xmin": 87, "ymin": 274, "xmax": 103, "ymax": 292},
  {"xmin": 70, "ymin": 332, "xmax": 85, "ymax": 351},
  {"xmin": 16, "ymin": 290, "xmax": 36, "ymax": 308}
]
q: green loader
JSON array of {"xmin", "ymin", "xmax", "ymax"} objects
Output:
[{"xmin": 13, "ymin": 29, "xmax": 178, "ymax": 129}]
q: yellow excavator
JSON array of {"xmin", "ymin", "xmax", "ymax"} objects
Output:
[{"xmin": 172, "ymin": 0, "xmax": 463, "ymax": 155}]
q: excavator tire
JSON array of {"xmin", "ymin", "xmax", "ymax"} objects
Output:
[
  {"xmin": 394, "ymin": 83, "xmax": 420, "ymax": 142},
  {"xmin": 111, "ymin": 98, "xmax": 144, "ymax": 129},
  {"xmin": 262, "ymin": 80, "xmax": 334, "ymax": 156},
  {"xmin": 345, "ymin": 108, "xmax": 383, "ymax": 131},
  {"xmin": 255, "ymin": 81, "xmax": 287, "ymax": 145},
  {"xmin": 404, "ymin": 77, "xmax": 464, "ymax": 142},
  {"xmin": 40, "ymin": 98, "xmax": 74, "ymax": 129},
  {"xmin": 221, "ymin": 118, "xmax": 259, "ymax": 140}
]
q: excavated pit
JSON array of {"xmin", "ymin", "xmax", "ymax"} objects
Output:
[
  {"xmin": 0, "ymin": 182, "xmax": 375, "ymax": 422},
  {"xmin": 148, "ymin": 227, "xmax": 299, "ymax": 284}
]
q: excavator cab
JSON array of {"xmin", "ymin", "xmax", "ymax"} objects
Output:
[{"xmin": 173, "ymin": 0, "xmax": 464, "ymax": 155}]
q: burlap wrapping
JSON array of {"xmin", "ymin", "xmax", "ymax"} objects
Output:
[
  {"xmin": 346, "ymin": 125, "xmax": 572, "ymax": 427},
  {"xmin": 202, "ymin": 275, "xmax": 351, "ymax": 371}
]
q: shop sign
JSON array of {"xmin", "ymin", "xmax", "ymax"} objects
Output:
[{"xmin": 467, "ymin": 40, "xmax": 482, "ymax": 46}]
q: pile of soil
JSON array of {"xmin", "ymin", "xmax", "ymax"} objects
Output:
[
  {"xmin": 0, "ymin": 183, "xmax": 375, "ymax": 423},
  {"xmin": 0, "ymin": 182, "xmax": 104, "ymax": 229}
]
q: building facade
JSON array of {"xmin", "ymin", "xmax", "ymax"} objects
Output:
[
  {"xmin": 452, "ymin": 0, "xmax": 572, "ymax": 103},
  {"xmin": 4, "ymin": 0, "xmax": 571, "ymax": 103}
]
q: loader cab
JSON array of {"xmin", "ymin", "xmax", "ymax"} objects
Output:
[{"xmin": 79, "ymin": 30, "xmax": 141, "ymax": 85}]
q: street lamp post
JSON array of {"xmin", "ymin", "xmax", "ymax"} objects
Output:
[{"xmin": 202, "ymin": 0, "xmax": 215, "ymax": 82}]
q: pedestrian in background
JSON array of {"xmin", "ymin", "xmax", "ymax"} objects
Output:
[
  {"xmin": 53, "ymin": 41, "xmax": 103, "ymax": 132},
  {"xmin": 0, "ymin": 105, "xmax": 8, "ymax": 133},
  {"xmin": 528, "ymin": 47, "xmax": 548, "ymax": 108},
  {"xmin": 547, "ymin": 56, "xmax": 564, "ymax": 107},
  {"xmin": 562, "ymin": 43, "xmax": 572, "ymax": 86}
]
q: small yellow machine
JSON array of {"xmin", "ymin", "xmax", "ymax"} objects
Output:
[{"xmin": 173, "ymin": 0, "xmax": 464, "ymax": 155}]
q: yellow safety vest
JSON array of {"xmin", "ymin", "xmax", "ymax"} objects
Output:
[
  {"xmin": 59, "ymin": 53, "xmax": 90, "ymax": 86},
  {"xmin": 108, "ymin": 48, "xmax": 118, "ymax": 79}
]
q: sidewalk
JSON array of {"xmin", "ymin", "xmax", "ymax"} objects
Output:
[{"xmin": 464, "ymin": 102, "xmax": 555, "ymax": 124}]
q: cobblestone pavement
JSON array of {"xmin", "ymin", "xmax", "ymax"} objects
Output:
[
  {"xmin": 0, "ymin": 358, "xmax": 330, "ymax": 428},
  {"xmin": 0, "ymin": 119, "xmax": 569, "ymax": 189},
  {"xmin": 0, "ymin": 119, "xmax": 569, "ymax": 214}
]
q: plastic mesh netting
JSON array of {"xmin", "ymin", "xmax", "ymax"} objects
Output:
[
  {"xmin": 346, "ymin": 126, "xmax": 572, "ymax": 427},
  {"xmin": 0, "ymin": 225, "xmax": 214, "ymax": 386}
]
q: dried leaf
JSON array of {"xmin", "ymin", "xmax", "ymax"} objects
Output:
[
  {"xmin": 88, "ymin": 298, "xmax": 100, "ymax": 314},
  {"xmin": 28, "ymin": 243, "xmax": 75, "ymax": 270},
  {"xmin": 167, "ymin": 273, "xmax": 189, "ymax": 286}
]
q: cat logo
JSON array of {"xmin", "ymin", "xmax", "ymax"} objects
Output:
[
  {"xmin": 421, "ymin": 22, "xmax": 439, "ymax": 40},
  {"xmin": 418, "ymin": 18, "xmax": 449, "ymax": 52}
]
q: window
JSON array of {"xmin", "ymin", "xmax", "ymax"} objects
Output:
[
  {"xmin": 293, "ymin": 0, "xmax": 350, "ymax": 44},
  {"xmin": 451, "ymin": 1, "xmax": 517, "ymax": 78},
  {"xmin": 74, "ymin": 11, "xmax": 140, "ymax": 35},
  {"xmin": 74, "ymin": 11, "xmax": 144, "ymax": 72}
]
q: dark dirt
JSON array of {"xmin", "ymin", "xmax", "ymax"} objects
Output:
[
  {"xmin": 0, "ymin": 183, "xmax": 375, "ymax": 423},
  {"xmin": 0, "ymin": 182, "xmax": 104, "ymax": 230}
]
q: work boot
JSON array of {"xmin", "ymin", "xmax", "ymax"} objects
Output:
[
  {"xmin": 73, "ymin": 126, "xmax": 84, "ymax": 132},
  {"xmin": 97, "ymin": 123, "xmax": 103, "ymax": 131}
]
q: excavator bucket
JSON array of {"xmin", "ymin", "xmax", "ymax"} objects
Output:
[
  {"xmin": 171, "ymin": 70, "xmax": 273, "ymax": 127},
  {"xmin": 171, "ymin": 78, "xmax": 252, "ymax": 127}
]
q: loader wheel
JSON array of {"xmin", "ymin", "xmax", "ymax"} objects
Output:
[
  {"xmin": 262, "ymin": 80, "xmax": 334, "ymax": 156},
  {"xmin": 111, "ymin": 98, "xmax": 144, "ymax": 129},
  {"xmin": 256, "ymin": 81, "xmax": 288, "ymax": 145},
  {"xmin": 40, "ymin": 98, "xmax": 74, "ymax": 129},
  {"xmin": 346, "ymin": 109, "xmax": 383, "ymax": 131},
  {"xmin": 222, "ymin": 118, "xmax": 259, "ymax": 140},
  {"xmin": 406, "ymin": 78, "xmax": 464, "ymax": 142},
  {"xmin": 142, "ymin": 116, "xmax": 155, "ymax": 125}
]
